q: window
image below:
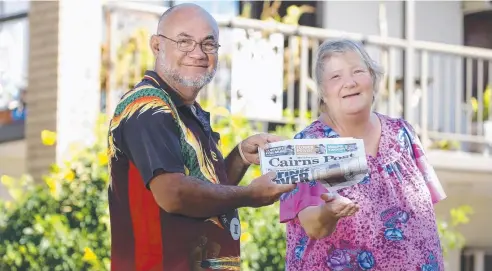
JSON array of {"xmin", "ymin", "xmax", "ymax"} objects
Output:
[
  {"xmin": 0, "ymin": 1, "xmax": 29, "ymax": 142},
  {"xmin": 0, "ymin": 1, "xmax": 29, "ymax": 18}
]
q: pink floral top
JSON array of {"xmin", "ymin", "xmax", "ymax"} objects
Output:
[{"xmin": 280, "ymin": 114, "xmax": 446, "ymax": 271}]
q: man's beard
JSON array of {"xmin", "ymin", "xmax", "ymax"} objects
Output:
[{"xmin": 159, "ymin": 52, "xmax": 216, "ymax": 90}]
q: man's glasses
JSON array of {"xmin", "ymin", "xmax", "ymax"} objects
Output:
[{"xmin": 157, "ymin": 34, "xmax": 220, "ymax": 54}]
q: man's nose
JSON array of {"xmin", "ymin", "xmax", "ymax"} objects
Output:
[{"xmin": 187, "ymin": 44, "xmax": 207, "ymax": 59}]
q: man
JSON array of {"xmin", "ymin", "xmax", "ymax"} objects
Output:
[{"xmin": 107, "ymin": 3, "xmax": 295, "ymax": 271}]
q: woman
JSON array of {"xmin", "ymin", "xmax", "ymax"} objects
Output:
[{"xmin": 280, "ymin": 39, "xmax": 446, "ymax": 271}]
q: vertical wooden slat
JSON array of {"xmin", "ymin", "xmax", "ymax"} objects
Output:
[
  {"xmin": 388, "ymin": 48, "xmax": 396, "ymax": 117},
  {"xmin": 432, "ymin": 54, "xmax": 440, "ymax": 131},
  {"xmin": 455, "ymin": 57, "xmax": 462, "ymax": 135},
  {"xmin": 299, "ymin": 36, "xmax": 309, "ymax": 127},
  {"xmin": 444, "ymin": 56, "xmax": 451, "ymax": 133},
  {"xmin": 420, "ymin": 50, "xmax": 429, "ymax": 147},
  {"xmin": 477, "ymin": 59, "xmax": 484, "ymax": 136},
  {"xmin": 310, "ymin": 39, "xmax": 319, "ymax": 120},
  {"xmin": 287, "ymin": 36, "xmax": 296, "ymax": 117},
  {"xmin": 466, "ymin": 58, "xmax": 473, "ymax": 135}
]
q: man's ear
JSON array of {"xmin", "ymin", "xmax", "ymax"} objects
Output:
[{"xmin": 150, "ymin": 35, "xmax": 160, "ymax": 57}]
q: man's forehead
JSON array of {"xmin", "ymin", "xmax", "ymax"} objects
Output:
[
  {"xmin": 175, "ymin": 32, "xmax": 217, "ymax": 43},
  {"xmin": 160, "ymin": 6, "xmax": 218, "ymax": 39}
]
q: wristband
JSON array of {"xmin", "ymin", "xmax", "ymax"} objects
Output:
[{"xmin": 238, "ymin": 140, "xmax": 252, "ymax": 165}]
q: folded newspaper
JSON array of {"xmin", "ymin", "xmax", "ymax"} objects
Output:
[{"xmin": 259, "ymin": 138, "xmax": 369, "ymax": 192}]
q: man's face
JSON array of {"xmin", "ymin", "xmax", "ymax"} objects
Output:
[{"xmin": 153, "ymin": 8, "xmax": 219, "ymax": 100}]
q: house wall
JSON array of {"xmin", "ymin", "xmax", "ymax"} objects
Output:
[
  {"xmin": 321, "ymin": 0, "xmax": 463, "ymax": 44},
  {"xmin": 25, "ymin": 0, "xmax": 101, "ymax": 182}
]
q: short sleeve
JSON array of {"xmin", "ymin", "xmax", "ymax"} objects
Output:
[
  {"xmin": 401, "ymin": 120, "xmax": 447, "ymax": 204},
  {"xmin": 279, "ymin": 181, "xmax": 327, "ymax": 223},
  {"xmin": 113, "ymin": 106, "xmax": 185, "ymax": 188}
]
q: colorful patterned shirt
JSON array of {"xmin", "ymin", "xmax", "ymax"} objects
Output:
[
  {"xmin": 108, "ymin": 71, "xmax": 240, "ymax": 271},
  {"xmin": 280, "ymin": 113, "xmax": 446, "ymax": 271}
]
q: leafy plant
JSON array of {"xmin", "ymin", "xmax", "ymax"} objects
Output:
[
  {"xmin": 0, "ymin": 115, "xmax": 111, "ymax": 271},
  {"xmin": 429, "ymin": 139, "xmax": 460, "ymax": 151},
  {"xmin": 101, "ymin": 28, "xmax": 154, "ymax": 92},
  {"xmin": 437, "ymin": 205, "xmax": 474, "ymax": 256},
  {"xmin": 471, "ymin": 85, "xmax": 491, "ymax": 122}
]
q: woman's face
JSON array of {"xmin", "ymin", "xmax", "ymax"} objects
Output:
[{"xmin": 320, "ymin": 50, "xmax": 374, "ymax": 117}]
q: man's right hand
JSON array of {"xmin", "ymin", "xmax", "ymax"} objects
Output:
[
  {"xmin": 319, "ymin": 192, "xmax": 359, "ymax": 221},
  {"xmin": 246, "ymin": 171, "xmax": 296, "ymax": 208}
]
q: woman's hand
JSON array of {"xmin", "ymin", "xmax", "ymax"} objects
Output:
[
  {"xmin": 298, "ymin": 193, "xmax": 359, "ymax": 240},
  {"xmin": 319, "ymin": 192, "xmax": 359, "ymax": 220}
]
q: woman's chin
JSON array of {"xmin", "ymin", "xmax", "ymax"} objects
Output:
[{"xmin": 341, "ymin": 105, "xmax": 371, "ymax": 117}]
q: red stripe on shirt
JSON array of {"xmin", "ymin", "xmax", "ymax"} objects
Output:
[{"xmin": 128, "ymin": 162, "xmax": 164, "ymax": 270}]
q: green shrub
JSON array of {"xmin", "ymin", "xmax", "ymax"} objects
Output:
[{"xmin": 0, "ymin": 115, "xmax": 111, "ymax": 271}]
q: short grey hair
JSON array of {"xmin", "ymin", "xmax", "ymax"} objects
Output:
[{"xmin": 315, "ymin": 39, "xmax": 384, "ymax": 93}]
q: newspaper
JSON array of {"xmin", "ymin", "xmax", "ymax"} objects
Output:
[{"xmin": 259, "ymin": 138, "xmax": 369, "ymax": 192}]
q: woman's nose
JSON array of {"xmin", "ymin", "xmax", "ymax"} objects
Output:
[{"xmin": 343, "ymin": 77, "xmax": 357, "ymax": 88}]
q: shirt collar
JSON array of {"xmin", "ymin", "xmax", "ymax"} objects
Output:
[
  {"xmin": 143, "ymin": 70, "xmax": 186, "ymax": 107},
  {"xmin": 142, "ymin": 71, "xmax": 211, "ymax": 123}
]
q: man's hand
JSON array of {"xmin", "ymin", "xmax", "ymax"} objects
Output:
[
  {"xmin": 246, "ymin": 171, "xmax": 295, "ymax": 207},
  {"xmin": 224, "ymin": 133, "xmax": 285, "ymax": 186},
  {"xmin": 240, "ymin": 133, "xmax": 286, "ymax": 165},
  {"xmin": 319, "ymin": 193, "xmax": 359, "ymax": 220}
]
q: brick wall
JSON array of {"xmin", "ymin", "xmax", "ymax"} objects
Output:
[{"xmin": 26, "ymin": 1, "xmax": 59, "ymax": 182}]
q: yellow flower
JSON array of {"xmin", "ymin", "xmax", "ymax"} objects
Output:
[
  {"xmin": 44, "ymin": 177, "xmax": 57, "ymax": 195},
  {"xmin": 19, "ymin": 246, "xmax": 27, "ymax": 254},
  {"xmin": 83, "ymin": 247, "xmax": 97, "ymax": 262},
  {"xmin": 252, "ymin": 167, "xmax": 262, "ymax": 178},
  {"xmin": 471, "ymin": 97, "xmax": 478, "ymax": 112},
  {"xmin": 41, "ymin": 130, "xmax": 57, "ymax": 146},
  {"xmin": 240, "ymin": 232, "xmax": 251, "ymax": 242},
  {"xmin": 98, "ymin": 151, "xmax": 108, "ymax": 166},
  {"xmin": 240, "ymin": 221, "xmax": 249, "ymax": 230},
  {"xmin": 220, "ymin": 136, "xmax": 231, "ymax": 153},
  {"xmin": 211, "ymin": 106, "xmax": 230, "ymax": 117},
  {"xmin": 231, "ymin": 116, "xmax": 244, "ymax": 129},
  {"xmin": 64, "ymin": 170, "xmax": 75, "ymax": 182},
  {"xmin": 50, "ymin": 164, "xmax": 61, "ymax": 174},
  {"xmin": 0, "ymin": 175, "xmax": 14, "ymax": 186}
]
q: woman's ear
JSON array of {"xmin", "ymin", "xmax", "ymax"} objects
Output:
[{"xmin": 318, "ymin": 98, "xmax": 325, "ymax": 112}]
